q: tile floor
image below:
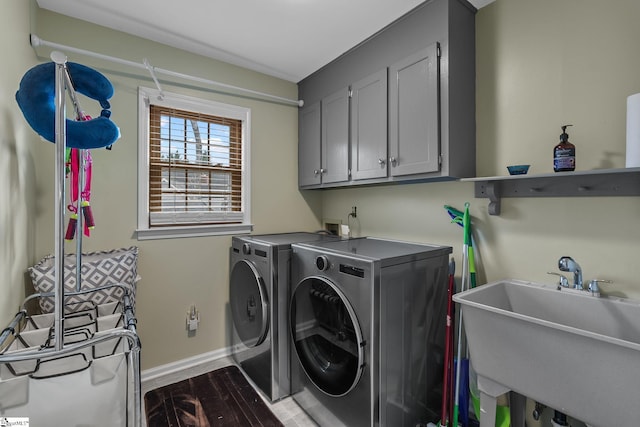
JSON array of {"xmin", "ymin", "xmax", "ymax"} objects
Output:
[{"xmin": 141, "ymin": 356, "xmax": 318, "ymax": 427}]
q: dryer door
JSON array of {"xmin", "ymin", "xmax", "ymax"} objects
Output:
[
  {"xmin": 230, "ymin": 260, "xmax": 269, "ymax": 348},
  {"xmin": 290, "ymin": 276, "xmax": 365, "ymax": 397}
]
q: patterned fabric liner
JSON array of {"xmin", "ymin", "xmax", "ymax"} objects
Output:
[{"xmin": 28, "ymin": 247, "xmax": 138, "ymax": 314}]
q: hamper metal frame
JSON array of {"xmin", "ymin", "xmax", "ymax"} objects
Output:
[{"xmin": 0, "ymin": 52, "xmax": 141, "ymax": 426}]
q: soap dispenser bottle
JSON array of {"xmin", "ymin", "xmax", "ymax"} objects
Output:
[{"xmin": 553, "ymin": 124, "xmax": 576, "ymax": 172}]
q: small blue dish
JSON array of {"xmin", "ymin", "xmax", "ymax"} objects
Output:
[{"xmin": 507, "ymin": 164, "xmax": 530, "ymax": 175}]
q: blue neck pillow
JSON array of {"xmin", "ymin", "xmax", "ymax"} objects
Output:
[{"xmin": 16, "ymin": 61, "xmax": 120, "ymax": 149}]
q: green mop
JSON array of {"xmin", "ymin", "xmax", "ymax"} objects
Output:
[
  {"xmin": 452, "ymin": 203, "xmax": 471, "ymax": 427},
  {"xmin": 445, "ymin": 203, "xmax": 509, "ymax": 427}
]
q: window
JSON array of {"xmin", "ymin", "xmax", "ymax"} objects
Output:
[{"xmin": 137, "ymin": 88, "xmax": 252, "ymax": 239}]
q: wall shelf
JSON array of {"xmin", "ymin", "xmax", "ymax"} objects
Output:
[{"xmin": 462, "ymin": 167, "xmax": 640, "ymax": 215}]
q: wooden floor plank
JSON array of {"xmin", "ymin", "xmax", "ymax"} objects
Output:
[{"xmin": 144, "ymin": 366, "xmax": 283, "ymax": 427}]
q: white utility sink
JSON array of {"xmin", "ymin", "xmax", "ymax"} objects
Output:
[{"xmin": 453, "ymin": 279, "xmax": 640, "ymax": 427}]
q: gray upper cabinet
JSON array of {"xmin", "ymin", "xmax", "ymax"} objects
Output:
[
  {"xmin": 321, "ymin": 86, "xmax": 350, "ymax": 184},
  {"xmin": 298, "ymin": 0, "xmax": 476, "ymax": 189},
  {"xmin": 389, "ymin": 43, "xmax": 440, "ymax": 177},
  {"xmin": 351, "ymin": 68, "xmax": 388, "ymax": 181},
  {"xmin": 298, "ymin": 101, "xmax": 321, "ymax": 187},
  {"xmin": 298, "ymin": 71, "xmax": 387, "ymax": 187}
]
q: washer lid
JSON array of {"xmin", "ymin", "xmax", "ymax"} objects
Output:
[
  {"xmin": 294, "ymin": 237, "xmax": 452, "ymax": 267},
  {"xmin": 230, "ymin": 260, "xmax": 269, "ymax": 348},
  {"xmin": 241, "ymin": 232, "xmax": 339, "ymax": 247}
]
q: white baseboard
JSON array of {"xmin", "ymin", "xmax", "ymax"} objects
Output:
[{"xmin": 141, "ymin": 346, "xmax": 233, "ymax": 386}]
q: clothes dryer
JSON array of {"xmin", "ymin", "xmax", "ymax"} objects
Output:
[
  {"xmin": 229, "ymin": 232, "xmax": 338, "ymax": 402},
  {"xmin": 290, "ymin": 237, "xmax": 452, "ymax": 426}
]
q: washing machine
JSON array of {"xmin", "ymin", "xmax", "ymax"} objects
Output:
[
  {"xmin": 229, "ymin": 232, "xmax": 339, "ymax": 402},
  {"xmin": 289, "ymin": 237, "xmax": 452, "ymax": 426}
]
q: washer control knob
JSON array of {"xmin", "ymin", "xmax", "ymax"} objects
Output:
[
  {"xmin": 242, "ymin": 243, "xmax": 251, "ymax": 255},
  {"xmin": 315, "ymin": 255, "xmax": 329, "ymax": 271}
]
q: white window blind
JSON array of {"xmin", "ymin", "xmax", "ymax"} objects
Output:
[
  {"xmin": 137, "ymin": 87, "xmax": 252, "ymax": 239},
  {"xmin": 149, "ymin": 105, "xmax": 243, "ymax": 226}
]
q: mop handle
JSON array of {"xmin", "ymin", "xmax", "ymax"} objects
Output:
[
  {"xmin": 453, "ymin": 241, "xmax": 470, "ymax": 427},
  {"xmin": 441, "ymin": 259, "xmax": 456, "ymax": 426}
]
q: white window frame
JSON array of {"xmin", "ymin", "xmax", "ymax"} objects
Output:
[{"xmin": 136, "ymin": 87, "xmax": 252, "ymax": 240}]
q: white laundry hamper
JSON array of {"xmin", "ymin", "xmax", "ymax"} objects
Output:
[
  {"xmin": 0, "ymin": 298, "xmax": 140, "ymax": 426},
  {"xmin": 0, "ymin": 351, "xmax": 131, "ymax": 426}
]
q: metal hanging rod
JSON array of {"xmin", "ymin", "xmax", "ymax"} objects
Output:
[
  {"xmin": 30, "ymin": 34, "xmax": 304, "ymax": 107},
  {"xmin": 52, "ymin": 51, "xmax": 69, "ymax": 351}
]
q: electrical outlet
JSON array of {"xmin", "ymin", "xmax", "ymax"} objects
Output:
[
  {"xmin": 186, "ymin": 304, "xmax": 200, "ymax": 332},
  {"xmin": 323, "ymin": 219, "xmax": 342, "ymax": 236},
  {"xmin": 188, "ymin": 317, "xmax": 199, "ymax": 331}
]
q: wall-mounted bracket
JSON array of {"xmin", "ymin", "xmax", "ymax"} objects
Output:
[{"xmin": 484, "ymin": 181, "xmax": 501, "ymax": 215}]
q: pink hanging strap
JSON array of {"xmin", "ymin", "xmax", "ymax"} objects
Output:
[
  {"xmin": 66, "ymin": 115, "xmax": 96, "ymax": 239},
  {"xmin": 65, "ymin": 148, "xmax": 95, "ymax": 240},
  {"xmin": 79, "ymin": 114, "xmax": 95, "ymax": 234},
  {"xmin": 82, "ymin": 150, "xmax": 92, "ymax": 201},
  {"xmin": 81, "ymin": 150, "xmax": 95, "ymax": 231},
  {"xmin": 65, "ymin": 148, "xmax": 79, "ymax": 240}
]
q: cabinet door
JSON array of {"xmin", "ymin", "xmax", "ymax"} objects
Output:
[
  {"xmin": 298, "ymin": 101, "xmax": 322, "ymax": 187},
  {"xmin": 350, "ymin": 68, "xmax": 388, "ymax": 181},
  {"xmin": 321, "ymin": 87, "xmax": 350, "ymax": 184},
  {"xmin": 389, "ymin": 43, "xmax": 440, "ymax": 177}
]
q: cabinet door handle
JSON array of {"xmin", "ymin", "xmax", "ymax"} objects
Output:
[
  {"xmin": 378, "ymin": 158, "xmax": 386, "ymax": 166},
  {"xmin": 319, "ymin": 168, "xmax": 326, "ymax": 174},
  {"xmin": 389, "ymin": 157, "xmax": 397, "ymax": 167},
  {"xmin": 314, "ymin": 169, "xmax": 319, "ymax": 175}
]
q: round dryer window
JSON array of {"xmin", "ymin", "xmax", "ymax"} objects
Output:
[
  {"xmin": 230, "ymin": 260, "xmax": 269, "ymax": 348},
  {"xmin": 290, "ymin": 276, "xmax": 365, "ymax": 397}
]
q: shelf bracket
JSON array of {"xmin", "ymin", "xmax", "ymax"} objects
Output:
[{"xmin": 485, "ymin": 181, "xmax": 501, "ymax": 216}]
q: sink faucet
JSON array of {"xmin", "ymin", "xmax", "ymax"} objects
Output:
[
  {"xmin": 553, "ymin": 256, "xmax": 612, "ymax": 297},
  {"xmin": 558, "ymin": 256, "xmax": 582, "ymax": 289}
]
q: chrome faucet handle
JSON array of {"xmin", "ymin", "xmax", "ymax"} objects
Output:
[
  {"xmin": 587, "ymin": 279, "xmax": 612, "ymax": 297},
  {"xmin": 547, "ymin": 272, "xmax": 570, "ymax": 288},
  {"xmin": 558, "ymin": 256, "xmax": 583, "ymax": 289}
]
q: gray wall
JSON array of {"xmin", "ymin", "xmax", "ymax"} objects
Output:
[{"xmin": 0, "ymin": 0, "xmax": 39, "ymax": 330}]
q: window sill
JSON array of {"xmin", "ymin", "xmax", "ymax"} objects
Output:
[{"xmin": 135, "ymin": 223, "xmax": 253, "ymax": 240}]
